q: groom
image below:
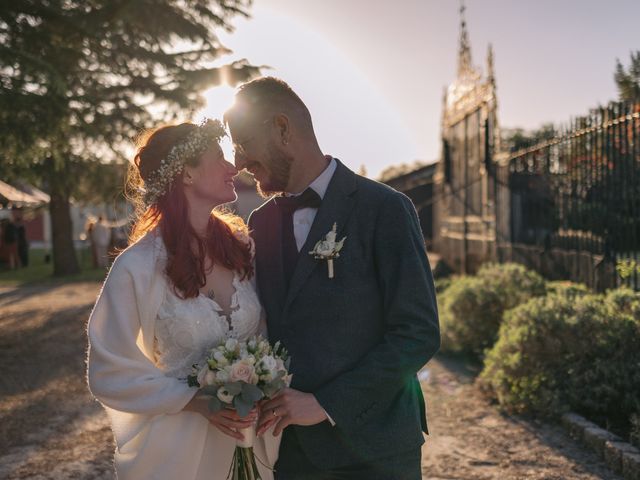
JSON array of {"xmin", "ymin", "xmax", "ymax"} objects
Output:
[{"xmin": 224, "ymin": 77, "xmax": 440, "ymax": 480}]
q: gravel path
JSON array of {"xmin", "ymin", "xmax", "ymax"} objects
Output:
[{"xmin": 0, "ymin": 283, "xmax": 621, "ymax": 479}]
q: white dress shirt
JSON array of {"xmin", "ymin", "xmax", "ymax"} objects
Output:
[{"xmin": 291, "ymin": 156, "xmax": 337, "ymax": 251}]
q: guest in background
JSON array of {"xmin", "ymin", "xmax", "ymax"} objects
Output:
[
  {"xmin": 2, "ymin": 216, "xmax": 19, "ymax": 269},
  {"xmin": 11, "ymin": 207, "xmax": 29, "ymax": 268},
  {"xmin": 92, "ymin": 216, "xmax": 111, "ymax": 268},
  {"xmin": 86, "ymin": 218, "xmax": 99, "ymax": 268}
]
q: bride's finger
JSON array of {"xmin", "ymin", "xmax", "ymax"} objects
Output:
[
  {"xmin": 212, "ymin": 422, "xmax": 244, "ymax": 440},
  {"xmin": 218, "ymin": 417, "xmax": 256, "ymax": 430}
]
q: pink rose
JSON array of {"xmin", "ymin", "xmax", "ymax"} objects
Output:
[{"xmin": 230, "ymin": 361, "xmax": 255, "ymax": 384}]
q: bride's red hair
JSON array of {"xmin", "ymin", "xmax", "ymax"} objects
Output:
[{"xmin": 126, "ymin": 123, "xmax": 253, "ymax": 299}]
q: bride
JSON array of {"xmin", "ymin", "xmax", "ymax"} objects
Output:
[{"xmin": 87, "ymin": 119, "xmax": 279, "ymax": 479}]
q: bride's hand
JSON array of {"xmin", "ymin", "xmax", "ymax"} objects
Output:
[{"xmin": 183, "ymin": 396, "xmax": 257, "ymax": 440}]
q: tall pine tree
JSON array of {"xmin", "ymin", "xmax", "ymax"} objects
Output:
[{"xmin": 0, "ymin": 1, "xmax": 260, "ymax": 275}]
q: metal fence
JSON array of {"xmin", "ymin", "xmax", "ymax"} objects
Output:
[{"xmin": 500, "ymin": 102, "xmax": 640, "ymax": 290}]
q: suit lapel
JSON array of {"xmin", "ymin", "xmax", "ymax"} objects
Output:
[
  {"xmin": 258, "ymin": 201, "xmax": 287, "ymax": 313},
  {"xmin": 283, "ymin": 160, "xmax": 357, "ymax": 313}
]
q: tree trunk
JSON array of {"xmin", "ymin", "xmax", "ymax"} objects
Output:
[{"xmin": 49, "ymin": 175, "xmax": 80, "ymax": 276}]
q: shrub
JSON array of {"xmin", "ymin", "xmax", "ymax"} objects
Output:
[
  {"xmin": 545, "ymin": 280, "xmax": 590, "ymax": 300},
  {"xmin": 631, "ymin": 414, "xmax": 640, "ymax": 448},
  {"xmin": 479, "ymin": 292, "xmax": 579, "ymax": 413},
  {"xmin": 481, "ymin": 287, "xmax": 640, "ymax": 438},
  {"xmin": 438, "ymin": 263, "xmax": 546, "ymax": 357},
  {"xmin": 434, "ymin": 276, "xmax": 453, "ymax": 294}
]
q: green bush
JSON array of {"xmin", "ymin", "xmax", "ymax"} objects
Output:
[
  {"xmin": 481, "ymin": 287, "xmax": 640, "ymax": 437},
  {"xmin": 545, "ymin": 280, "xmax": 590, "ymax": 300},
  {"xmin": 438, "ymin": 263, "xmax": 546, "ymax": 357},
  {"xmin": 631, "ymin": 413, "xmax": 640, "ymax": 448},
  {"xmin": 434, "ymin": 276, "xmax": 453, "ymax": 294}
]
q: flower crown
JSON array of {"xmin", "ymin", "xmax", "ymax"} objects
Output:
[{"xmin": 143, "ymin": 118, "xmax": 227, "ymax": 206}]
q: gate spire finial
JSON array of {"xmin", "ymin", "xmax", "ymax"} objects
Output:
[{"xmin": 458, "ymin": 0, "xmax": 473, "ymax": 78}]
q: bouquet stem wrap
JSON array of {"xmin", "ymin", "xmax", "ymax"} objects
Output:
[{"xmin": 229, "ymin": 424, "xmax": 261, "ymax": 480}]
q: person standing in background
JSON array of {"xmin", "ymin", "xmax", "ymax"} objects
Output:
[
  {"xmin": 2, "ymin": 215, "xmax": 19, "ymax": 269},
  {"xmin": 11, "ymin": 207, "xmax": 29, "ymax": 268},
  {"xmin": 92, "ymin": 216, "xmax": 111, "ymax": 268}
]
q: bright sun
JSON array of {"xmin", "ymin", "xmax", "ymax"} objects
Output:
[
  {"xmin": 196, "ymin": 84, "xmax": 237, "ymax": 161},
  {"xmin": 197, "ymin": 84, "xmax": 236, "ymax": 122}
]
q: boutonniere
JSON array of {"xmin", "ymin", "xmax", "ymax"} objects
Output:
[{"xmin": 309, "ymin": 223, "xmax": 346, "ymax": 279}]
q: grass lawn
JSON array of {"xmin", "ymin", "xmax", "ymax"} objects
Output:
[{"xmin": 0, "ymin": 248, "xmax": 109, "ymax": 287}]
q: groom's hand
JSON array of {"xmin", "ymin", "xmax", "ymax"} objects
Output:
[{"xmin": 257, "ymin": 388, "xmax": 328, "ymax": 436}]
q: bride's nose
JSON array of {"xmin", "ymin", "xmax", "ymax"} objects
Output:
[{"xmin": 225, "ymin": 159, "xmax": 238, "ymax": 176}]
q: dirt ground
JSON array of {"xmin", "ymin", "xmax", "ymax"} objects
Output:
[{"xmin": 0, "ymin": 283, "xmax": 622, "ymax": 479}]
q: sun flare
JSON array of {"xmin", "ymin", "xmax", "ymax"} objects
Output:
[{"xmin": 196, "ymin": 84, "xmax": 237, "ymax": 163}]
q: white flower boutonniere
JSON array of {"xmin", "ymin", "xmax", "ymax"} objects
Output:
[{"xmin": 309, "ymin": 223, "xmax": 346, "ymax": 279}]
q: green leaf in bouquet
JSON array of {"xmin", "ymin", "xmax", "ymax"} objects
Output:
[
  {"xmin": 233, "ymin": 395, "xmax": 253, "ymax": 418},
  {"xmin": 240, "ymin": 383, "xmax": 264, "ymax": 404},
  {"xmin": 208, "ymin": 396, "xmax": 223, "ymax": 413},
  {"xmin": 223, "ymin": 382, "xmax": 243, "ymax": 396},
  {"xmin": 284, "ymin": 357, "xmax": 291, "ymax": 370},
  {"xmin": 201, "ymin": 385, "xmax": 219, "ymax": 396},
  {"xmin": 263, "ymin": 378, "xmax": 286, "ymax": 398}
]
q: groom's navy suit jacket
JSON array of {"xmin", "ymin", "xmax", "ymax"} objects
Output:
[{"xmin": 248, "ymin": 160, "xmax": 440, "ymax": 468}]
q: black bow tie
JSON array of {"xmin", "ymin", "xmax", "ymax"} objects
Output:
[{"xmin": 274, "ymin": 188, "xmax": 322, "ymax": 213}]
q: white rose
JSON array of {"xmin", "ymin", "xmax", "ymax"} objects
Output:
[
  {"xmin": 225, "ymin": 338, "xmax": 238, "ymax": 352},
  {"xmin": 316, "ymin": 241, "xmax": 335, "ymax": 257},
  {"xmin": 275, "ymin": 358, "xmax": 285, "ymax": 372},
  {"xmin": 261, "ymin": 355, "xmax": 277, "ymax": 372},
  {"xmin": 216, "ymin": 368, "xmax": 230, "ymax": 383},
  {"xmin": 217, "ymin": 386, "xmax": 235, "ymax": 404},
  {"xmin": 213, "ymin": 351, "xmax": 229, "ymax": 366}
]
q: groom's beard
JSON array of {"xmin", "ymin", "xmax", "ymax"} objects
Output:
[{"xmin": 255, "ymin": 142, "xmax": 293, "ymax": 198}]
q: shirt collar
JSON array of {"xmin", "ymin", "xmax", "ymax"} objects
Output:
[{"xmin": 307, "ymin": 156, "xmax": 337, "ymax": 200}]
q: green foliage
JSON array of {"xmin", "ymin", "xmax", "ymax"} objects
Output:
[
  {"xmin": 616, "ymin": 259, "xmax": 640, "ymax": 280},
  {"xmin": 481, "ymin": 287, "xmax": 640, "ymax": 437},
  {"xmin": 502, "ymin": 123, "xmax": 557, "ymax": 152},
  {"xmin": 0, "ymin": 1, "xmax": 261, "ymax": 274},
  {"xmin": 545, "ymin": 280, "xmax": 590, "ymax": 300},
  {"xmin": 0, "ymin": 247, "xmax": 107, "ymax": 286},
  {"xmin": 434, "ymin": 276, "xmax": 453, "ymax": 294},
  {"xmin": 438, "ymin": 263, "xmax": 546, "ymax": 357},
  {"xmin": 615, "ymin": 51, "xmax": 640, "ymax": 102}
]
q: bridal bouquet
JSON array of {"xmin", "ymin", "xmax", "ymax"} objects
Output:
[{"xmin": 187, "ymin": 335, "xmax": 291, "ymax": 480}]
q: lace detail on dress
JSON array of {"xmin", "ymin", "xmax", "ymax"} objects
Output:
[{"xmin": 154, "ymin": 272, "xmax": 262, "ymax": 379}]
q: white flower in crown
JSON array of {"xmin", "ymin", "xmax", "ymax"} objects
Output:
[{"xmin": 309, "ymin": 223, "xmax": 346, "ymax": 278}]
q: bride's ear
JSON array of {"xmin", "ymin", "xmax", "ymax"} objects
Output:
[{"xmin": 182, "ymin": 170, "xmax": 195, "ymax": 186}]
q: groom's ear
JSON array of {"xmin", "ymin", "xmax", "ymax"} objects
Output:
[{"xmin": 273, "ymin": 114, "xmax": 290, "ymax": 145}]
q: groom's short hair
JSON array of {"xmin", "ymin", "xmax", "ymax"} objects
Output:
[{"xmin": 225, "ymin": 77, "xmax": 313, "ymax": 131}]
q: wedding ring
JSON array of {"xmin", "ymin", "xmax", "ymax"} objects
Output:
[{"xmin": 272, "ymin": 409, "xmax": 278, "ymax": 417}]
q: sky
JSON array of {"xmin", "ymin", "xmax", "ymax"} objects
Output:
[{"xmin": 199, "ymin": 0, "xmax": 640, "ymax": 179}]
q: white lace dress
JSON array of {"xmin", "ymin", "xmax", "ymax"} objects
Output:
[
  {"xmin": 152, "ymin": 273, "xmax": 279, "ymax": 480},
  {"xmin": 87, "ymin": 233, "xmax": 280, "ymax": 480}
]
